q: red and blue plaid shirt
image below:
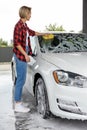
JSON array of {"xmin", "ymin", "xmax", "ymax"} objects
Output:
[{"xmin": 13, "ymin": 19, "xmax": 35, "ymax": 62}]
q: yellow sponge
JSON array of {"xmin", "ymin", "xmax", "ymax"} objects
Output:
[{"xmin": 42, "ymin": 34, "xmax": 54, "ymax": 40}]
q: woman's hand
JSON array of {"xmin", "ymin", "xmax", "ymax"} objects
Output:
[{"xmin": 24, "ymin": 54, "xmax": 30, "ymax": 62}]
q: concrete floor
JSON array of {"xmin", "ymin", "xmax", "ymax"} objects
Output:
[{"xmin": 0, "ymin": 66, "xmax": 15, "ymax": 130}]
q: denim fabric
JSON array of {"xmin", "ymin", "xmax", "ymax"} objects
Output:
[{"xmin": 14, "ymin": 54, "xmax": 27, "ymax": 101}]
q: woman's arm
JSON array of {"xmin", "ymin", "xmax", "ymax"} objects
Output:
[
  {"xmin": 16, "ymin": 45, "xmax": 30, "ymax": 62},
  {"xmin": 35, "ymin": 32, "xmax": 48, "ymax": 36}
]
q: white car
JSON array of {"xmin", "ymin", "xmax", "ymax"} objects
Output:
[{"xmin": 12, "ymin": 32, "xmax": 87, "ymax": 120}]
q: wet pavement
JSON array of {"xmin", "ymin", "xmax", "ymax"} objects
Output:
[
  {"xmin": 0, "ymin": 70, "xmax": 15, "ymax": 130},
  {"xmin": 1, "ymin": 64, "xmax": 87, "ymax": 130}
]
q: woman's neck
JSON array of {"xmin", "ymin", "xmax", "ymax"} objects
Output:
[{"xmin": 21, "ymin": 18, "xmax": 26, "ymax": 24}]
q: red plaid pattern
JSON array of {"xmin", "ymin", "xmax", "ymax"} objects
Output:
[{"xmin": 13, "ymin": 19, "xmax": 35, "ymax": 62}]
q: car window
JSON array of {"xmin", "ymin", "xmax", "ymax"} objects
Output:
[{"xmin": 38, "ymin": 33, "xmax": 87, "ymax": 53}]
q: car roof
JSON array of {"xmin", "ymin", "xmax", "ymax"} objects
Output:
[{"xmin": 42, "ymin": 31, "xmax": 85, "ymax": 35}]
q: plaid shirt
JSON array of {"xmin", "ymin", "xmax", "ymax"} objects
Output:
[{"xmin": 13, "ymin": 19, "xmax": 35, "ymax": 62}]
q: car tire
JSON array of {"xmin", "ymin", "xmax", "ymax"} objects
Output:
[
  {"xmin": 11, "ymin": 63, "xmax": 17, "ymax": 109},
  {"xmin": 35, "ymin": 78, "xmax": 50, "ymax": 119},
  {"xmin": 11, "ymin": 63, "xmax": 17, "ymax": 85}
]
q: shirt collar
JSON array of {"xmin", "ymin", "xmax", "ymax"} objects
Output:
[{"xmin": 19, "ymin": 19, "xmax": 27, "ymax": 28}]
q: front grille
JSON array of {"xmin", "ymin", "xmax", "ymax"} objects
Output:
[{"xmin": 56, "ymin": 98, "xmax": 86, "ymax": 115}]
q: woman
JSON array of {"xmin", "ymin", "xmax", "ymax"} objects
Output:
[{"xmin": 13, "ymin": 6, "xmax": 46, "ymax": 113}]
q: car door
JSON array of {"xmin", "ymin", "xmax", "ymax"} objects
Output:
[{"xmin": 25, "ymin": 36, "xmax": 37, "ymax": 95}]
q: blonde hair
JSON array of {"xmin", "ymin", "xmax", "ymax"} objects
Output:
[{"xmin": 19, "ymin": 6, "xmax": 31, "ymax": 18}]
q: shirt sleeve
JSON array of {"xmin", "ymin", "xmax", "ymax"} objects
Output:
[
  {"xmin": 13, "ymin": 25, "xmax": 23, "ymax": 47},
  {"xmin": 28, "ymin": 28, "xmax": 35, "ymax": 36}
]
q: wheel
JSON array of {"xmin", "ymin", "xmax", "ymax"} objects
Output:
[
  {"xmin": 11, "ymin": 62, "xmax": 17, "ymax": 109},
  {"xmin": 35, "ymin": 78, "xmax": 50, "ymax": 119},
  {"xmin": 11, "ymin": 62, "xmax": 17, "ymax": 85}
]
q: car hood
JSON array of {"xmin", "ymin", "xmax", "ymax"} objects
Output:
[{"xmin": 42, "ymin": 52, "xmax": 87, "ymax": 77}]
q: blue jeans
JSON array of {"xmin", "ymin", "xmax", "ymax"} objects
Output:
[{"xmin": 14, "ymin": 54, "xmax": 27, "ymax": 102}]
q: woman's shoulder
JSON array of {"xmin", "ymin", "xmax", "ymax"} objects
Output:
[{"xmin": 15, "ymin": 20, "xmax": 23, "ymax": 29}]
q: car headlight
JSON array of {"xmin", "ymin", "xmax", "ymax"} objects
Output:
[
  {"xmin": 53, "ymin": 70, "xmax": 69, "ymax": 83},
  {"xmin": 53, "ymin": 70, "xmax": 87, "ymax": 88}
]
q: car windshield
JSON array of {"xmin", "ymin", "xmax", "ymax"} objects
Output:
[{"xmin": 38, "ymin": 33, "xmax": 87, "ymax": 53}]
